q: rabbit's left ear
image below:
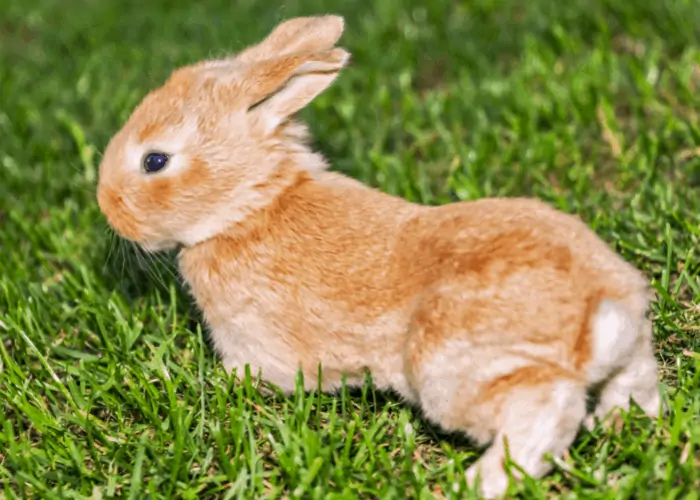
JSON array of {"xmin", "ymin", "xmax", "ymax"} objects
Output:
[{"xmin": 243, "ymin": 47, "xmax": 350, "ymax": 134}]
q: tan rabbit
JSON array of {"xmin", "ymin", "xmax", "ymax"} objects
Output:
[{"xmin": 97, "ymin": 15, "xmax": 662, "ymax": 498}]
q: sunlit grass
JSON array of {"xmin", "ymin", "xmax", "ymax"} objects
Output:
[{"xmin": 1, "ymin": 0, "xmax": 699, "ymax": 497}]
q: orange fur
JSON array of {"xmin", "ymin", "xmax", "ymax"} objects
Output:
[{"xmin": 96, "ymin": 15, "xmax": 662, "ymax": 498}]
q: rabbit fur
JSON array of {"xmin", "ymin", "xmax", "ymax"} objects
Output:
[{"xmin": 96, "ymin": 15, "xmax": 662, "ymax": 498}]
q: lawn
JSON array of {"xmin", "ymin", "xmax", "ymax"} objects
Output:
[{"xmin": 1, "ymin": 0, "xmax": 700, "ymax": 498}]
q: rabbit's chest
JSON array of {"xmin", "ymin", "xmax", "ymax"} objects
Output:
[
  {"xmin": 208, "ymin": 307, "xmax": 304, "ymax": 390},
  {"xmin": 180, "ymin": 264, "xmax": 313, "ymax": 383},
  {"xmin": 178, "ymin": 246, "xmax": 407, "ymax": 392}
]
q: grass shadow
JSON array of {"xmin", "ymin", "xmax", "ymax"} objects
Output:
[{"xmin": 97, "ymin": 239, "xmax": 207, "ymax": 342}]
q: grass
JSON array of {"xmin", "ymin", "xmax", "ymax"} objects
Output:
[{"xmin": 1, "ymin": 0, "xmax": 700, "ymax": 497}]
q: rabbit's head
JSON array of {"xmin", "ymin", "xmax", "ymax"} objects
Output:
[{"xmin": 97, "ymin": 15, "xmax": 348, "ymax": 251}]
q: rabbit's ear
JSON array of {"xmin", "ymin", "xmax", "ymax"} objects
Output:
[
  {"xmin": 243, "ymin": 47, "xmax": 350, "ymax": 133},
  {"xmin": 236, "ymin": 15, "xmax": 345, "ymax": 63}
]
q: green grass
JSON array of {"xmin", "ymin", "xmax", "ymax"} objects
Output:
[{"xmin": 1, "ymin": 0, "xmax": 700, "ymax": 497}]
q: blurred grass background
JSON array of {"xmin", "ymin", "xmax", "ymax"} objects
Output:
[{"xmin": 1, "ymin": 0, "xmax": 699, "ymax": 498}]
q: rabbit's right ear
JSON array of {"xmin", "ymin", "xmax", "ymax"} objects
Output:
[
  {"xmin": 242, "ymin": 47, "xmax": 350, "ymax": 134},
  {"xmin": 237, "ymin": 15, "xmax": 345, "ymax": 63}
]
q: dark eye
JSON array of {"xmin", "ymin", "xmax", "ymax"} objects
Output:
[{"xmin": 143, "ymin": 152, "xmax": 170, "ymax": 173}]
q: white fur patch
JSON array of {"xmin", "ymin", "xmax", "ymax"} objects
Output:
[{"xmin": 587, "ymin": 300, "xmax": 638, "ymax": 383}]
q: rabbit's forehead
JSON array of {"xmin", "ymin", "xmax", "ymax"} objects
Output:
[{"xmin": 127, "ymin": 88, "xmax": 197, "ymax": 143}]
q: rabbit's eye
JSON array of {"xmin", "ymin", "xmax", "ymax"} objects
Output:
[{"xmin": 143, "ymin": 152, "xmax": 170, "ymax": 173}]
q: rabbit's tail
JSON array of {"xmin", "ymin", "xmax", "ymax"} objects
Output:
[{"xmin": 579, "ymin": 298, "xmax": 642, "ymax": 385}]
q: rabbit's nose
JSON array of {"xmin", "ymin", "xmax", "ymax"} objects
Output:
[{"xmin": 97, "ymin": 186, "xmax": 144, "ymax": 242}]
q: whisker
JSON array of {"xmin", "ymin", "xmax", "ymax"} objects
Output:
[
  {"xmin": 119, "ymin": 238, "xmax": 128, "ymax": 279},
  {"xmin": 142, "ymin": 250, "xmax": 167, "ymax": 291},
  {"xmin": 103, "ymin": 228, "xmax": 117, "ymax": 270},
  {"xmin": 149, "ymin": 250, "xmax": 180, "ymax": 284}
]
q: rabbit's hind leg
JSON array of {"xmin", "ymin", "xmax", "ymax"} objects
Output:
[
  {"xmin": 404, "ymin": 289, "xmax": 588, "ymax": 499},
  {"xmin": 584, "ymin": 339, "xmax": 662, "ymax": 431},
  {"xmin": 464, "ymin": 374, "xmax": 587, "ymax": 498}
]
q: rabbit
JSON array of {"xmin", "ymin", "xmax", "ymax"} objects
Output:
[{"xmin": 96, "ymin": 15, "xmax": 662, "ymax": 499}]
